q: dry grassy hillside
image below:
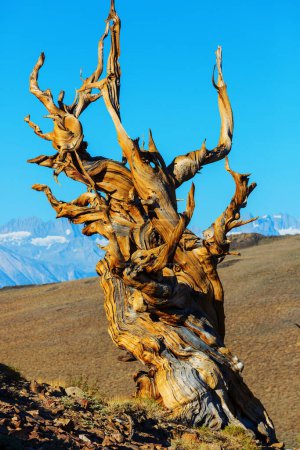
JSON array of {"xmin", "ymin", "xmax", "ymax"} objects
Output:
[{"xmin": 0, "ymin": 235, "xmax": 299, "ymax": 447}]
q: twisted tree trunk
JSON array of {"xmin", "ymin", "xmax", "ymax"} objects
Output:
[{"xmin": 25, "ymin": 0, "xmax": 276, "ymax": 444}]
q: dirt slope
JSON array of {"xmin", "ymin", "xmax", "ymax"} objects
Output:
[{"xmin": 0, "ymin": 235, "xmax": 299, "ymax": 447}]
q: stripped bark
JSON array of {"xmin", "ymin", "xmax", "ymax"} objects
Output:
[{"xmin": 25, "ymin": 0, "xmax": 276, "ymax": 444}]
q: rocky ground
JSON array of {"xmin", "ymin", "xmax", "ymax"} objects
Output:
[
  {"xmin": 0, "ymin": 364, "xmax": 287, "ymax": 450},
  {"xmin": 0, "ymin": 234, "xmax": 299, "ymax": 448}
]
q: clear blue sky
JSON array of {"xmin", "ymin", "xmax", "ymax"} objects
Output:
[{"xmin": 1, "ymin": 0, "xmax": 299, "ymax": 230}]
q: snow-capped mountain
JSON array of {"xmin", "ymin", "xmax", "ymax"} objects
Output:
[
  {"xmin": 190, "ymin": 213, "xmax": 300, "ymax": 238},
  {"xmin": 0, "ymin": 213, "xmax": 299, "ymax": 288},
  {"xmin": 230, "ymin": 213, "xmax": 300, "ymax": 236},
  {"xmin": 0, "ymin": 217, "xmax": 103, "ymax": 288}
]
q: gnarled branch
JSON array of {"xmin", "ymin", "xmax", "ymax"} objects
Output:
[
  {"xmin": 203, "ymin": 157, "xmax": 257, "ymax": 256},
  {"xmin": 167, "ymin": 47, "xmax": 233, "ymax": 187}
]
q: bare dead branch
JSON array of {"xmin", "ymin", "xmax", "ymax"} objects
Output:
[
  {"xmin": 24, "ymin": 115, "xmax": 53, "ymax": 141},
  {"xmin": 29, "ymin": 53, "xmax": 61, "ymax": 115},
  {"xmin": 167, "ymin": 46, "xmax": 233, "ymax": 187},
  {"xmin": 203, "ymin": 157, "xmax": 257, "ymax": 255},
  {"xmin": 72, "ymin": 21, "xmax": 110, "ymax": 117}
]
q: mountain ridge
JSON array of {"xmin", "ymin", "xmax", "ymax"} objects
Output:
[
  {"xmin": 0, "ymin": 213, "xmax": 299, "ymax": 288},
  {"xmin": 0, "ymin": 217, "xmax": 102, "ymax": 288}
]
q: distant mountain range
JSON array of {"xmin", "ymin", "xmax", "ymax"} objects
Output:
[
  {"xmin": 191, "ymin": 213, "xmax": 300, "ymax": 237},
  {"xmin": 230, "ymin": 212, "xmax": 300, "ymax": 236},
  {"xmin": 0, "ymin": 213, "xmax": 299, "ymax": 288},
  {"xmin": 0, "ymin": 217, "xmax": 103, "ymax": 288}
]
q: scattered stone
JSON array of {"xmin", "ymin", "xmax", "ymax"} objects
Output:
[
  {"xmin": 11, "ymin": 417, "xmax": 22, "ymax": 429},
  {"xmin": 111, "ymin": 430, "xmax": 125, "ymax": 443},
  {"xmin": 28, "ymin": 429, "xmax": 40, "ymax": 440},
  {"xmin": 54, "ymin": 417, "xmax": 74, "ymax": 431},
  {"xmin": 79, "ymin": 433, "xmax": 92, "ymax": 444},
  {"xmin": 65, "ymin": 386, "xmax": 85, "ymax": 399},
  {"xmin": 45, "ymin": 425, "xmax": 58, "ymax": 432},
  {"xmin": 81, "ymin": 398, "xmax": 89, "ymax": 409},
  {"xmin": 90, "ymin": 427, "xmax": 105, "ymax": 438},
  {"xmin": 28, "ymin": 409, "xmax": 40, "ymax": 416},
  {"xmin": 102, "ymin": 435, "xmax": 112, "ymax": 446},
  {"xmin": 20, "ymin": 389, "xmax": 29, "ymax": 398}
]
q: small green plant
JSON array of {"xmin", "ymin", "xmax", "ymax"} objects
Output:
[
  {"xmin": 102, "ymin": 396, "xmax": 164, "ymax": 420},
  {"xmin": 223, "ymin": 425, "xmax": 249, "ymax": 437},
  {"xmin": 66, "ymin": 374, "xmax": 107, "ymax": 399},
  {"xmin": 171, "ymin": 426, "xmax": 260, "ymax": 450},
  {"xmin": 171, "ymin": 436, "xmax": 218, "ymax": 450},
  {"xmin": 60, "ymin": 395, "xmax": 77, "ymax": 409},
  {"xmin": 86, "ymin": 397, "xmax": 106, "ymax": 413},
  {"xmin": 223, "ymin": 425, "xmax": 260, "ymax": 450}
]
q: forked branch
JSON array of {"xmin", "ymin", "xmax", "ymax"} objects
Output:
[
  {"xmin": 204, "ymin": 157, "xmax": 257, "ymax": 256},
  {"xmin": 168, "ymin": 46, "xmax": 234, "ymax": 187}
]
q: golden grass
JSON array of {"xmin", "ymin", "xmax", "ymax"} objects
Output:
[
  {"xmin": 103, "ymin": 395, "xmax": 164, "ymax": 419},
  {"xmin": 171, "ymin": 425, "xmax": 260, "ymax": 450}
]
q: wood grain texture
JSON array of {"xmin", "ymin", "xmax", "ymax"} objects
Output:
[{"xmin": 25, "ymin": 0, "xmax": 276, "ymax": 444}]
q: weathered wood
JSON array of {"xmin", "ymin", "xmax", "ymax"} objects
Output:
[{"xmin": 25, "ymin": 0, "xmax": 277, "ymax": 444}]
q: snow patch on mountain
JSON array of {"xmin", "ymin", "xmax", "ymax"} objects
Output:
[
  {"xmin": 0, "ymin": 217, "xmax": 102, "ymax": 288},
  {"xmin": 230, "ymin": 213, "xmax": 300, "ymax": 237},
  {"xmin": 31, "ymin": 236, "xmax": 69, "ymax": 247},
  {"xmin": 0, "ymin": 231, "xmax": 31, "ymax": 243},
  {"xmin": 278, "ymin": 227, "xmax": 300, "ymax": 236},
  {"xmin": 191, "ymin": 213, "xmax": 300, "ymax": 239}
]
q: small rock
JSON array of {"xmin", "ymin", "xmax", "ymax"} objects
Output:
[
  {"xmin": 81, "ymin": 398, "xmax": 89, "ymax": 409},
  {"xmin": 270, "ymin": 443, "xmax": 285, "ymax": 449},
  {"xmin": 54, "ymin": 418, "xmax": 75, "ymax": 431},
  {"xmin": 38, "ymin": 392, "xmax": 46, "ymax": 401},
  {"xmin": 20, "ymin": 389, "xmax": 29, "ymax": 398},
  {"xmin": 48, "ymin": 386, "xmax": 65, "ymax": 396},
  {"xmin": 111, "ymin": 431, "xmax": 125, "ymax": 443},
  {"xmin": 57, "ymin": 432, "xmax": 69, "ymax": 441},
  {"xmin": 79, "ymin": 434, "xmax": 92, "ymax": 444},
  {"xmin": 28, "ymin": 409, "xmax": 40, "ymax": 416},
  {"xmin": 102, "ymin": 435, "xmax": 112, "ymax": 446},
  {"xmin": 65, "ymin": 386, "xmax": 85, "ymax": 399},
  {"xmin": 90, "ymin": 428, "xmax": 105, "ymax": 438},
  {"xmin": 45, "ymin": 425, "xmax": 57, "ymax": 432},
  {"xmin": 28, "ymin": 430, "xmax": 40, "ymax": 440},
  {"xmin": 11, "ymin": 416, "xmax": 22, "ymax": 429}
]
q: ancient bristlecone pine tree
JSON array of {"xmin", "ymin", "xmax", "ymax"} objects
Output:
[{"xmin": 25, "ymin": 0, "xmax": 276, "ymax": 444}]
